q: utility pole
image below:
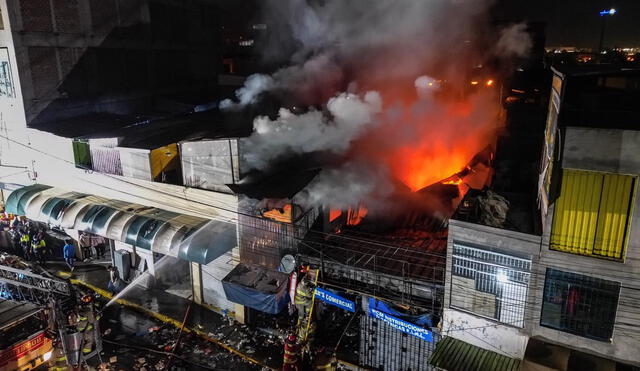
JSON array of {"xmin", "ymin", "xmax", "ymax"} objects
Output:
[{"xmin": 598, "ymin": 8, "xmax": 617, "ymax": 55}]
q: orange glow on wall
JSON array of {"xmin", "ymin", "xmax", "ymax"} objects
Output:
[{"xmin": 329, "ymin": 208, "xmax": 342, "ymax": 222}]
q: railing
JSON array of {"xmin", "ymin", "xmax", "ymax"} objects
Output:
[
  {"xmin": 298, "ymin": 236, "xmax": 446, "ymax": 312},
  {"xmin": 0, "ymin": 264, "xmax": 71, "ymax": 298}
]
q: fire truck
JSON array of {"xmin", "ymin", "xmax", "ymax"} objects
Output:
[{"xmin": 0, "ymin": 253, "xmax": 102, "ymax": 370}]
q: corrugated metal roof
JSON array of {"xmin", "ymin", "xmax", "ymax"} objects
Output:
[{"xmin": 429, "ymin": 336, "xmax": 521, "ymax": 371}]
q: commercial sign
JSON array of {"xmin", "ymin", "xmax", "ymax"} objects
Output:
[
  {"xmin": 369, "ymin": 307, "xmax": 433, "ymax": 342},
  {"xmin": 314, "ymin": 287, "xmax": 355, "ymax": 312}
]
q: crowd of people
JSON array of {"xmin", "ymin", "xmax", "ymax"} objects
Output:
[
  {"xmin": 1, "ymin": 213, "xmax": 50, "ymax": 265},
  {"xmin": 1, "ymin": 212, "xmax": 108, "ymax": 268}
]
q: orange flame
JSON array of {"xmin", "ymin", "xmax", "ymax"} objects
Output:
[
  {"xmin": 371, "ymin": 93, "xmax": 498, "ymax": 192},
  {"xmin": 347, "ymin": 204, "xmax": 368, "ymax": 225},
  {"xmin": 329, "ymin": 208, "xmax": 342, "ymax": 222},
  {"xmin": 262, "ymin": 204, "xmax": 293, "ymax": 223},
  {"xmin": 442, "ymin": 177, "xmax": 462, "ymax": 185}
]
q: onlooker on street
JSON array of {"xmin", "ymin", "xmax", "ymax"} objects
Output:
[
  {"xmin": 93, "ymin": 235, "xmax": 107, "ymax": 259},
  {"xmin": 107, "ymin": 265, "xmax": 124, "ymax": 294},
  {"xmin": 63, "ymin": 239, "xmax": 76, "ymax": 270},
  {"xmin": 79, "ymin": 231, "xmax": 92, "ymax": 261},
  {"xmin": 10, "ymin": 216, "xmax": 21, "ymax": 230}
]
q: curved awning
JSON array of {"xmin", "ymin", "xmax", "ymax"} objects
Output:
[
  {"xmin": 178, "ymin": 220, "xmax": 236, "ymax": 264},
  {"xmin": 5, "ymin": 184, "xmax": 237, "ymax": 264},
  {"xmin": 5, "ymin": 184, "xmax": 52, "ymax": 216}
]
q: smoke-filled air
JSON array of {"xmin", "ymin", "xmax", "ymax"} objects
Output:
[{"xmin": 222, "ymin": 0, "xmax": 531, "ymax": 213}]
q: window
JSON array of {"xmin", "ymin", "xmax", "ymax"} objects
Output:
[
  {"xmin": 450, "ymin": 243, "xmax": 531, "ymax": 327},
  {"xmin": 551, "ymin": 169, "xmax": 636, "ymax": 260},
  {"xmin": 541, "ymin": 269, "xmax": 620, "ymax": 342},
  {"xmin": 72, "ymin": 139, "xmax": 92, "ymax": 169}
]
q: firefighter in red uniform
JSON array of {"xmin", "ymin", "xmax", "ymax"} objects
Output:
[{"xmin": 283, "ymin": 333, "xmax": 301, "ymax": 371}]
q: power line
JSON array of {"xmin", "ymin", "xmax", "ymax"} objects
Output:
[{"xmin": 5, "ymin": 133, "xmax": 640, "ymax": 329}]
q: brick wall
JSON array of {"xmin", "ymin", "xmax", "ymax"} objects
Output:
[
  {"xmin": 20, "ymin": 0, "xmax": 53, "ymax": 32},
  {"xmin": 52, "ymin": 0, "xmax": 80, "ymax": 33},
  {"xmin": 28, "ymin": 46, "xmax": 57, "ymax": 99}
]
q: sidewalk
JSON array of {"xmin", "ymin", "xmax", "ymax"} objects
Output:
[{"xmin": 52, "ymin": 262, "xmax": 283, "ymax": 370}]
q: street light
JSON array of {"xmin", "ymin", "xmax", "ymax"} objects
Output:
[
  {"xmin": 599, "ymin": 8, "xmax": 616, "ymax": 16},
  {"xmin": 598, "ymin": 8, "xmax": 617, "ymax": 53}
]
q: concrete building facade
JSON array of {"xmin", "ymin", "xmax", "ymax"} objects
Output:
[
  {"xmin": 0, "ymin": 0, "xmax": 249, "ymax": 318},
  {"xmin": 441, "ymin": 66, "xmax": 640, "ymax": 369}
]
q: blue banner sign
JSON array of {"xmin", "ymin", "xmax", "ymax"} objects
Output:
[
  {"xmin": 369, "ymin": 307, "xmax": 433, "ymax": 342},
  {"xmin": 314, "ymin": 287, "xmax": 355, "ymax": 312}
]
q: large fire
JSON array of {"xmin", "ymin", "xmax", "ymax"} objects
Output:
[
  {"xmin": 351, "ymin": 84, "xmax": 499, "ymax": 192},
  {"xmin": 392, "ymin": 145, "xmax": 473, "ymax": 191}
]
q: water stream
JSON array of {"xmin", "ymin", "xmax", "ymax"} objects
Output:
[{"xmin": 104, "ymin": 254, "xmax": 172, "ymax": 308}]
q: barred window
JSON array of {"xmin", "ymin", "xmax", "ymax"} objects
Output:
[
  {"xmin": 450, "ymin": 243, "xmax": 531, "ymax": 327},
  {"xmin": 540, "ymin": 269, "xmax": 620, "ymax": 342}
]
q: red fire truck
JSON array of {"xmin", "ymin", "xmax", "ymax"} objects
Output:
[{"xmin": 0, "ymin": 300, "xmax": 53, "ymax": 371}]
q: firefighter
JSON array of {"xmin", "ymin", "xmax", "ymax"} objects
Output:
[
  {"xmin": 76, "ymin": 297, "xmax": 98, "ymax": 356},
  {"xmin": 31, "ymin": 235, "xmax": 46, "ymax": 265},
  {"xmin": 19, "ymin": 229, "xmax": 31, "ymax": 260},
  {"xmin": 283, "ymin": 333, "xmax": 301, "ymax": 371},
  {"xmin": 295, "ymin": 277, "xmax": 315, "ymax": 326}
]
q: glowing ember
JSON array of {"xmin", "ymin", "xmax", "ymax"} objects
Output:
[{"xmin": 442, "ymin": 177, "xmax": 463, "ymax": 185}]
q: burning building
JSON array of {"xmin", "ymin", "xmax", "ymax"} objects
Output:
[
  {"xmin": 208, "ymin": 1, "xmax": 536, "ymax": 369},
  {"xmin": 0, "ymin": 0, "xmax": 544, "ymax": 369}
]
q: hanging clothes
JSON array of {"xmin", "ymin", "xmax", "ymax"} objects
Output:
[{"xmin": 566, "ymin": 286, "xmax": 581, "ymax": 316}]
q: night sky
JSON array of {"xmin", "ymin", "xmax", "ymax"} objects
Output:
[
  {"xmin": 219, "ymin": 0, "xmax": 640, "ymax": 49},
  {"xmin": 494, "ymin": 0, "xmax": 640, "ymax": 48}
]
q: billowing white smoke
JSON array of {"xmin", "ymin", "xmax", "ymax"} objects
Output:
[
  {"xmin": 219, "ymin": 74, "xmax": 275, "ymax": 110},
  {"xmin": 220, "ymin": 53, "xmax": 343, "ymax": 111},
  {"xmin": 495, "ymin": 23, "xmax": 533, "ymax": 58},
  {"xmin": 243, "ymin": 91, "xmax": 382, "ymax": 170},
  {"xmin": 223, "ymin": 0, "xmax": 532, "ymax": 210},
  {"xmin": 301, "ymin": 161, "xmax": 394, "ymax": 210}
]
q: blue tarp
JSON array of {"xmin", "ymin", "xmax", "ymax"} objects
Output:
[
  {"xmin": 369, "ymin": 298, "xmax": 433, "ymax": 327},
  {"xmin": 222, "ymin": 264, "xmax": 290, "ymax": 314}
]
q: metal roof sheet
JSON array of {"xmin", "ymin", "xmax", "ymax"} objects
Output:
[{"xmin": 429, "ymin": 336, "xmax": 521, "ymax": 371}]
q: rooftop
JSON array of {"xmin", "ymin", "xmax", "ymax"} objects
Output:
[
  {"xmin": 51, "ymin": 110, "xmax": 255, "ymax": 149},
  {"xmin": 553, "ymin": 65, "xmax": 640, "ymax": 130},
  {"xmin": 452, "ymin": 189, "xmax": 538, "ymax": 235}
]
